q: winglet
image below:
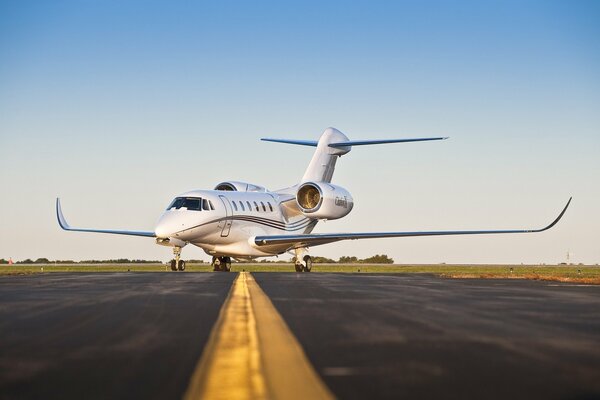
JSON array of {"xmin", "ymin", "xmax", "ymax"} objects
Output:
[
  {"xmin": 56, "ymin": 198, "xmax": 70, "ymax": 230},
  {"xmin": 536, "ymin": 197, "xmax": 572, "ymax": 232}
]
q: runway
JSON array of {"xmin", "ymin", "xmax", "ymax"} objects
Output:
[
  {"xmin": 1, "ymin": 273, "xmax": 599, "ymax": 399},
  {"xmin": 254, "ymin": 273, "xmax": 600, "ymax": 400},
  {"xmin": 0, "ymin": 273, "xmax": 236, "ymax": 399}
]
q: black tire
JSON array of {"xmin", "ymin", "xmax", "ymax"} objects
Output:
[
  {"xmin": 303, "ymin": 255, "xmax": 312, "ymax": 272},
  {"xmin": 178, "ymin": 260, "xmax": 186, "ymax": 271},
  {"xmin": 294, "ymin": 263, "xmax": 303, "ymax": 272},
  {"xmin": 212, "ymin": 258, "xmax": 221, "ymax": 272},
  {"xmin": 170, "ymin": 259, "xmax": 177, "ymax": 271},
  {"xmin": 223, "ymin": 257, "xmax": 231, "ymax": 272}
]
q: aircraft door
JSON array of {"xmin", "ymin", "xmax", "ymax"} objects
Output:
[{"xmin": 218, "ymin": 195, "xmax": 233, "ymax": 237}]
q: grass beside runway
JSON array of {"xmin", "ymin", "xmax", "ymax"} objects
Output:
[{"xmin": 1, "ymin": 263, "xmax": 599, "ymax": 284}]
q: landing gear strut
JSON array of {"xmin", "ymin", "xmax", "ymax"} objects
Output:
[
  {"xmin": 212, "ymin": 256, "xmax": 231, "ymax": 272},
  {"xmin": 294, "ymin": 248, "xmax": 312, "ymax": 272},
  {"xmin": 170, "ymin": 246, "xmax": 186, "ymax": 271}
]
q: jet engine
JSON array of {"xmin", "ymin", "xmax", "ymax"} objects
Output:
[
  {"xmin": 296, "ymin": 182, "xmax": 353, "ymax": 220},
  {"xmin": 214, "ymin": 181, "xmax": 267, "ymax": 192}
]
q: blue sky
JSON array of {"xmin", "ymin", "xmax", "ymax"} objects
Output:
[{"xmin": 1, "ymin": 0, "xmax": 598, "ymax": 263}]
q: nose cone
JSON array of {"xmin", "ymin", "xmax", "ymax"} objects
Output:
[
  {"xmin": 155, "ymin": 212, "xmax": 185, "ymax": 238},
  {"xmin": 154, "ymin": 224, "xmax": 170, "ymax": 239}
]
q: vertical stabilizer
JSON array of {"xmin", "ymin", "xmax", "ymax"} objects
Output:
[{"xmin": 301, "ymin": 127, "xmax": 350, "ymax": 183}]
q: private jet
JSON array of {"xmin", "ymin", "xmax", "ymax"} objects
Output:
[{"xmin": 56, "ymin": 127, "xmax": 571, "ymax": 272}]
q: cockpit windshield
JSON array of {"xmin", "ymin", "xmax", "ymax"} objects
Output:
[{"xmin": 167, "ymin": 197, "xmax": 202, "ymax": 211}]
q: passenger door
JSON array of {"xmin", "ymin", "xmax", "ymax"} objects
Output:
[{"xmin": 218, "ymin": 195, "xmax": 233, "ymax": 237}]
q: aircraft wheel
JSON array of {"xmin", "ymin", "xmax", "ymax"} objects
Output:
[
  {"xmin": 302, "ymin": 255, "xmax": 312, "ymax": 272},
  {"xmin": 170, "ymin": 259, "xmax": 177, "ymax": 271},
  {"xmin": 212, "ymin": 257, "xmax": 221, "ymax": 272},
  {"xmin": 222, "ymin": 257, "xmax": 231, "ymax": 272},
  {"xmin": 294, "ymin": 263, "xmax": 303, "ymax": 272},
  {"xmin": 177, "ymin": 260, "xmax": 186, "ymax": 271}
]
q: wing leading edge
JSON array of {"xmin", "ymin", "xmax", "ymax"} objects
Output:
[
  {"xmin": 56, "ymin": 198, "xmax": 156, "ymax": 237},
  {"xmin": 254, "ymin": 198, "xmax": 572, "ymax": 249}
]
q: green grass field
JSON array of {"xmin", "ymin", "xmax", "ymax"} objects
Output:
[{"xmin": 2, "ymin": 263, "xmax": 599, "ymax": 284}]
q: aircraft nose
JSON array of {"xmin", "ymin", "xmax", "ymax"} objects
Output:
[
  {"xmin": 155, "ymin": 213, "xmax": 185, "ymax": 238},
  {"xmin": 154, "ymin": 223, "xmax": 170, "ymax": 239}
]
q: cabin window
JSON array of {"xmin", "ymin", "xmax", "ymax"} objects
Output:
[
  {"xmin": 209, "ymin": 200, "xmax": 215, "ymax": 210},
  {"xmin": 239, "ymin": 201, "xmax": 245, "ymax": 211},
  {"xmin": 232, "ymin": 201, "xmax": 238, "ymax": 211},
  {"xmin": 267, "ymin": 202, "xmax": 273, "ymax": 212},
  {"xmin": 260, "ymin": 201, "xmax": 266, "ymax": 212},
  {"xmin": 253, "ymin": 201, "xmax": 259, "ymax": 212},
  {"xmin": 167, "ymin": 197, "xmax": 202, "ymax": 211},
  {"xmin": 247, "ymin": 201, "xmax": 252, "ymax": 211}
]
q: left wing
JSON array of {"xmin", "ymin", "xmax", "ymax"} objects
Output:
[
  {"xmin": 56, "ymin": 198, "xmax": 156, "ymax": 237},
  {"xmin": 254, "ymin": 198, "xmax": 571, "ymax": 249}
]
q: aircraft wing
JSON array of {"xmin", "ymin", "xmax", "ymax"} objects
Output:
[
  {"xmin": 56, "ymin": 198, "xmax": 156, "ymax": 237},
  {"xmin": 254, "ymin": 198, "xmax": 571, "ymax": 249}
]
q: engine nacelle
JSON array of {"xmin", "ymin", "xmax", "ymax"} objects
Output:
[
  {"xmin": 214, "ymin": 181, "xmax": 267, "ymax": 192},
  {"xmin": 296, "ymin": 182, "xmax": 353, "ymax": 220}
]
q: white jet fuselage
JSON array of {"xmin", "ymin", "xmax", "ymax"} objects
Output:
[{"xmin": 155, "ymin": 189, "xmax": 317, "ymax": 258}]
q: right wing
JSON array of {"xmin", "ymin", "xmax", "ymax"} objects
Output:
[
  {"xmin": 254, "ymin": 198, "xmax": 572, "ymax": 249},
  {"xmin": 56, "ymin": 198, "xmax": 156, "ymax": 237}
]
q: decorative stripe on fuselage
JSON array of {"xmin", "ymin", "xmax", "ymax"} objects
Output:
[{"xmin": 175, "ymin": 215, "xmax": 315, "ymax": 235}]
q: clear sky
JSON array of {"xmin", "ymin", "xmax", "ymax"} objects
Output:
[{"xmin": 1, "ymin": 0, "xmax": 599, "ymax": 264}]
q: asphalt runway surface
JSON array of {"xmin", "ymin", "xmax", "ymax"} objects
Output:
[
  {"xmin": 1, "ymin": 273, "xmax": 600, "ymax": 400},
  {"xmin": 0, "ymin": 273, "xmax": 236, "ymax": 399},
  {"xmin": 254, "ymin": 273, "xmax": 600, "ymax": 400}
]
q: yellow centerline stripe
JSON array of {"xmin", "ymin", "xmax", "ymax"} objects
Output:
[
  {"xmin": 183, "ymin": 272, "xmax": 266, "ymax": 400},
  {"xmin": 184, "ymin": 272, "xmax": 334, "ymax": 400}
]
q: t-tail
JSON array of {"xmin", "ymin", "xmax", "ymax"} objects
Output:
[{"xmin": 261, "ymin": 127, "xmax": 448, "ymax": 183}]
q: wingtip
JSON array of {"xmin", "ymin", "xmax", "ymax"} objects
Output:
[
  {"xmin": 56, "ymin": 197, "xmax": 69, "ymax": 230},
  {"xmin": 540, "ymin": 197, "xmax": 572, "ymax": 232}
]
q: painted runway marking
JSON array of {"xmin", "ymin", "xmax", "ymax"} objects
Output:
[{"xmin": 184, "ymin": 272, "xmax": 334, "ymax": 400}]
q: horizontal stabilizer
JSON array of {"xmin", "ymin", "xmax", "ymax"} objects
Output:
[
  {"xmin": 261, "ymin": 138, "xmax": 318, "ymax": 147},
  {"xmin": 261, "ymin": 136, "xmax": 448, "ymax": 148},
  {"xmin": 329, "ymin": 137, "xmax": 448, "ymax": 148},
  {"xmin": 56, "ymin": 198, "xmax": 155, "ymax": 237}
]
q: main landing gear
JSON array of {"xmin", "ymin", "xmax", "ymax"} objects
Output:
[
  {"xmin": 294, "ymin": 248, "xmax": 312, "ymax": 272},
  {"xmin": 170, "ymin": 246, "xmax": 186, "ymax": 271},
  {"xmin": 212, "ymin": 256, "xmax": 232, "ymax": 272}
]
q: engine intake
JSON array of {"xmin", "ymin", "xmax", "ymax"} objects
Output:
[
  {"xmin": 297, "ymin": 184, "xmax": 322, "ymax": 211},
  {"xmin": 296, "ymin": 182, "xmax": 353, "ymax": 220}
]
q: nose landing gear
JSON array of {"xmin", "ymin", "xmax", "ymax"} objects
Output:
[
  {"xmin": 170, "ymin": 246, "xmax": 186, "ymax": 271},
  {"xmin": 212, "ymin": 256, "xmax": 232, "ymax": 272}
]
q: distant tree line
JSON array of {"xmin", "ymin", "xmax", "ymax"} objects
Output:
[
  {"xmin": 0, "ymin": 258, "xmax": 162, "ymax": 264},
  {"xmin": 293, "ymin": 254, "xmax": 394, "ymax": 264},
  {"xmin": 1, "ymin": 255, "xmax": 393, "ymax": 264},
  {"xmin": 256, "ymin": 259, "xmax": 296, "ymax": 263}
]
